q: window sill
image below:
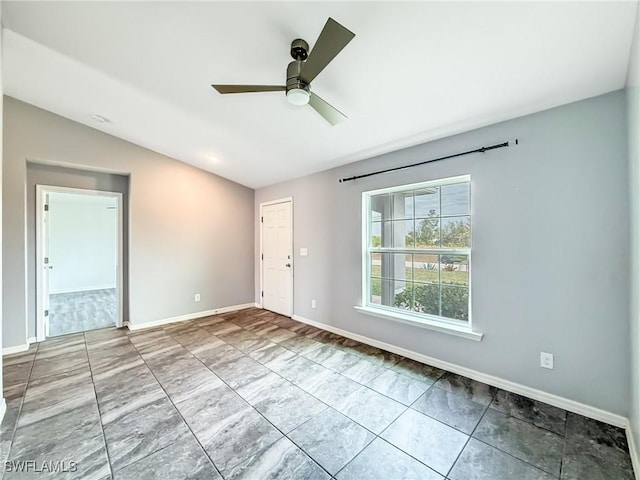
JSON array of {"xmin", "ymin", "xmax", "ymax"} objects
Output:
[{"xmin": 353, "ymin": 306, "xmax": 483, "ymax": 341}]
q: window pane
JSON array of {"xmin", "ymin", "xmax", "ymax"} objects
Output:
[
  {"xmin": 370, "ymin": 277, "xmax": 382, "ymax": 304},
  {"xmin": 441, "ymin": 285, "xmax": 469, "ymax": 321},
  {"xmin": 390, "ymin": 280, "xmax": 412, "ymax": 311},
  {"xmin": 391, "ymin": 192, "xmax": 413, "ymax": 220},
  {"xmin": 393, "ymin": 220, "xmax": 413, "ymax": 248},
  {"xmin": 370, "ymin": 252, "xmax": 383, "ymax": 278},
  {"xmin": 412, "ymin": 254, "xmax": 439, "ymax": 284},
  {"xmin": 413, "ymin": 217, "xmax": 440, "ymax": 248},
  {"xmin": 441, "ymin": 216, "xmax": 471, "ymax": 248},
  {"xmin": 380, "ymin": 222, "xmax": 391, "ymax": 247},
  {"xmin": 412, "ymin": 283, "xmax": 440, "ymax": 316},
  {"xmin": 441, "ymin": 183, "xmax": 469, "ymax": 216},
  {"xmin": 373, "ymin": 253, "xmax": 411, "ymax": 281},
  {"xmin": 391, "ymin": 254, "xmax": 412, "ymax": 282},
  {"xmin": 380, "ymin": 220, "xmax": 413, "ymax": 248},
  {"xmin": 370, "ymin": 194, "xmax": 390, "ymax": 221},
  {"xmin": 415, "ymin": 187, "xmax": 439, "ymax": 217},
  {"xmin": 371, "ymin": 222, "xmax": 382, "ymax": 247},
  {"xmin": 440, "ymin": 254, "xmax": 469, "ymax": 286},
  {"xmin": 405, "ymin": 228, "xmax": 415, "ymax": 247}
]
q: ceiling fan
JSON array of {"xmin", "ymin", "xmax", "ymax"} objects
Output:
[{"xmin": 212, "ymin": 17, "xmax": 355, "ymax": 126}]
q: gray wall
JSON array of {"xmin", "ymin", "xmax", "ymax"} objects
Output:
[
  {"xmin": 3, "ymin": 96, "xmax": 255, "ymax": 348},
  {"xmin": 256, "ymin": 90, "xmax": 630, "ymax": 416},
  {"xmin": 627, "ymin": 0, "xmax": 640, "ymax": 463},
  {"xmin": 25, "ymin": 163, "xmax": 130, "ymax": 337}
]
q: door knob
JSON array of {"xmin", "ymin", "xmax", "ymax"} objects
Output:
[{"xmin": 285, "ymin": 263, "xmax": 291, "ymax": 267}]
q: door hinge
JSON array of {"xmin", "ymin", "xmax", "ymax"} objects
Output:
[
  {"xmin": 261, "ymin": 216, "xmax": 263, "ymax": 223},
  {"xmin": 44, "ymin": 204, "xmax": 49, "ymax": 212},
  {"xmin": 261, "ymin": 253, "xmax": 263, "ymax": 260},
  {"xmin": 261, "ymin": 291, "xmax": 264, "ymax": 297},
  {"xmin": 44, "ymin": 310, "xmax": 49, "ymax": 317}
]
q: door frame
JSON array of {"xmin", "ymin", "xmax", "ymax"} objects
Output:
[
  {"xmin": 35, "ymin": 185, "xmax": 124, "ymax": 341},
  {"xmin": 259, "ymin": 197, "xmax": 293, "ymax": 314}
]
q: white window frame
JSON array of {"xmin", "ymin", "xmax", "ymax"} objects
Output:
[{"xmin": 356, "ymin": 174, "xmax": 483, "ymax": 341}]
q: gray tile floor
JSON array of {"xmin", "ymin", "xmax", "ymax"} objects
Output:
[
  {"xmin": 0, "ymin": 307, "xmax": 634, "ymax": 479},
  {"xmin": 49, "ymin": 289, "xmax": 117, "ymax": 337}
]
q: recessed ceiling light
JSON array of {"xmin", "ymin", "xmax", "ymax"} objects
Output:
[
  {"xmin": 91, "ymin": 114, "xmax": 110, "ymax": 124},
  {"xmin": 207, "ymin": 154, "xmax": 218, "ymax": 162}
]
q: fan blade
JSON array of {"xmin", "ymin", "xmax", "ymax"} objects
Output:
[
  {"xmin": 309, "ymin": 92, "xmax": 347, "ymax": 126},
  {"xmin": 299, "ymin": 18, "xmax": 355, "ymax": 85},
  {"xmin": 212, "ymin": 85, "xmax": 285, "ymax": 94}
]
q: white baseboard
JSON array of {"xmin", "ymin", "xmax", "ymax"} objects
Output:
[
  {"xmin": 626, "ymin": 421, "xmax": 640, "ymax": 480},
  {"xmin": 2, "ymin": 344, "xmax": 29, "ymax": 355},
  {"xmin": 3, "ymin": 344, "xmax": 30, "ymax": 355},
  {"xmin": 127, "ymin": 302, "xmax": 258, "ymax": 331},
  {"xmin": 291, "ymin": 314, "xmax": 628, "ymax": 429},
  {"xmin": 3, "ymin": 336, "xmax": 37, "ymax": 356}
]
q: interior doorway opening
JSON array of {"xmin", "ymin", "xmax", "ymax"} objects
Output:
[{"xmin": 36, "ymin": 186, "xmax": 124, "ymax": 339}]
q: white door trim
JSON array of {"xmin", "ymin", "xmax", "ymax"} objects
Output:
[
  {"xmin": 260, "ymin": 197, "xmax": 293, "ymax": 207},
  {"xmin": 259, "ymin": 197, "xmax": 293, "ymax": 314},
  {"xmin": 35, "ymin": 185, "xmax": 125, "ymax": 341}
]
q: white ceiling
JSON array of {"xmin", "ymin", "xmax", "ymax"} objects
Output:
[{"xmin": 2, "ymin": 1, "xmax": 637, "ymax": 189}]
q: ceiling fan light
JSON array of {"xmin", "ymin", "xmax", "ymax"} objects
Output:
[{"xmin": 286, "ymin": 88, "xmax": 310, "ymax": 106}]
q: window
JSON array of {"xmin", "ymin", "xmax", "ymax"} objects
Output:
[{"xmin": 363, "ymin": 175, "xmax": 471, "ymax": 326}]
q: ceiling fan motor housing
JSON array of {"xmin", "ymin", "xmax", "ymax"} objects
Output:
[{"xmin": 286, "ymin": 59, "xmax": 309, "ymax": 94}]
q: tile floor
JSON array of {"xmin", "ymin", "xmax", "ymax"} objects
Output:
[
  {"xmin": 0, "ymin": 307, "xmax": 634, "ymax": 479},
  {"xmin": 49, "ymin": 289, "xmax": 117, "ymax": 337}
]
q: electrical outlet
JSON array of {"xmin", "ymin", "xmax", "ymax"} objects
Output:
[
  {"xmin": 194, "ymin": 294, "xmax": 201, "ymax": 302},
  {"xmin": 311, "ymin": 299, "xmax": 316, "ymax": 309},
  {"xmin": 540, "ymin": 352, "xmax": 554, "ymax": 369}
]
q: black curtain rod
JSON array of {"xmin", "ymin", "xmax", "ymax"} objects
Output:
[{"xmin": 338, "ymin": 139, "xmax": 517, "ymax": 183}]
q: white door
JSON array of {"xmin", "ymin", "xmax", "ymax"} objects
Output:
[{"xmin": 262, "ymin": 200, "xmax": 293, "ymax": 316}]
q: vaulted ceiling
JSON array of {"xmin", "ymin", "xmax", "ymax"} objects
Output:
[{"xmin": 2, "ymin": 1, "xmax": 637, "ymax": 188}]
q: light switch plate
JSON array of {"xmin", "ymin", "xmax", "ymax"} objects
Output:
[{"xmin": 300, "ymin": 248, "xmax": 308, "ymax": 256}]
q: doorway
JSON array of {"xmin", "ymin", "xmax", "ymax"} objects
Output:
[
  {"xmin": 36, "ymin": 186, "xmax": 124, "ymax": 340},
  {"xmin": 260, "ymin": 198, "xmax": 293, "ymax": 317}
]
